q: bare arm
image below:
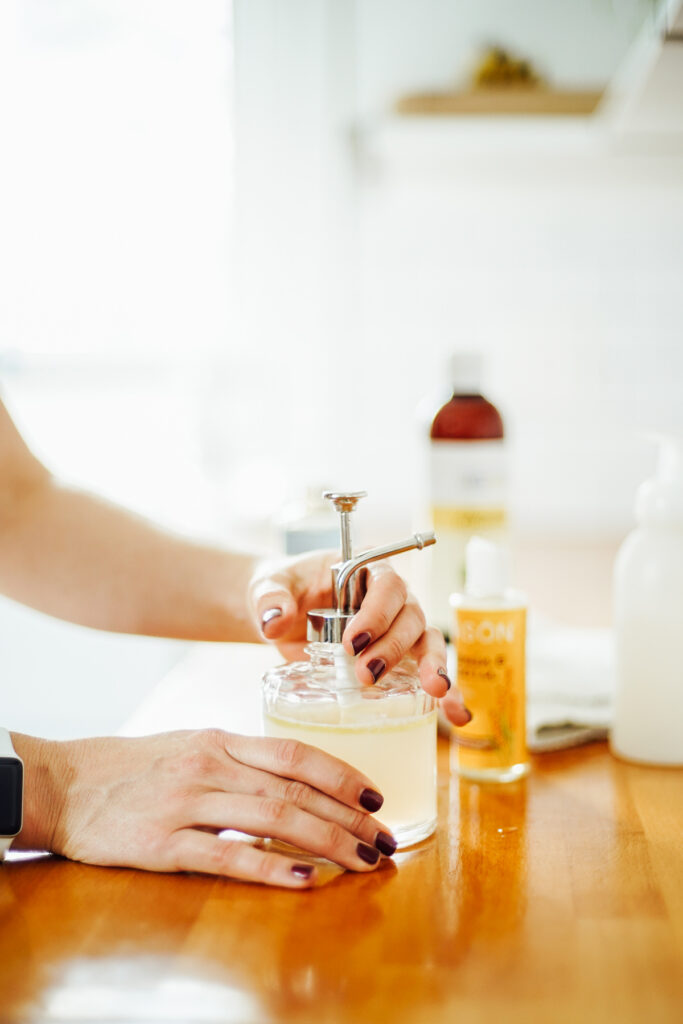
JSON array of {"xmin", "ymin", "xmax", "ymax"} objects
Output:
[
  {"xmin": 0, "ymin": 399, "xmax": 469, "ymax": 719},
  {"xmin": 0, "ymin": 399, "xmax": 260, "ymax": 641}
]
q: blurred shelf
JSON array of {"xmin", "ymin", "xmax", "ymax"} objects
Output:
[{"xmin": 396, "ymin": 88, "xmax": 604, "ymax": 117}]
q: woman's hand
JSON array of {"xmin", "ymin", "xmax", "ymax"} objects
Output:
[
  {"xmin": 248, "ymin": 552, "xmax": 471, "ymax": 726},
  {"xmin": 13, "ymin": 729, "xmax": 397, "ymax": 888}
]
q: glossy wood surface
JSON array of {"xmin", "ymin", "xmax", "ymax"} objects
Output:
[{"xmin": 2, "ymin": 647, "xmax": 682, "ymax": 1023}]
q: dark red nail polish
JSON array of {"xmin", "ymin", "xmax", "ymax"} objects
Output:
[
  {"xmin": 375, "ymin": 831, "xmax": 397, "ymax": 857},
  {"xmin": 352, "ymin": 631, "xmax": 372, "ymax": 655},
  {"xmin": 360, "ymin": 788, "xmax": 384, "ymax": 812},
  {"xmin": 291, "ymin": 864, "xmax": 314, "ymax": 879},
  {"xmin": 437, "ymin": 668, "xmax": 452, "ymax": 690},
  {"xmin": 357, "ymin": 842, "xmax": 380, "ymax": 865},
  {"xmin": 367, "ymin": 658, "xmax": 386, "ymax": 682},
  {"xmin": 463, "ymin": 707, "xmax": 473, "ymax": 723}
]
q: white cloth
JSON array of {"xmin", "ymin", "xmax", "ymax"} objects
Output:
[
  {"xmin": 441, "ymin": 619, "xmax": 615, "ymax": 752},
  {"xmin": 526, "ymin": 619, "xmax": 614, "ymax": 751}
]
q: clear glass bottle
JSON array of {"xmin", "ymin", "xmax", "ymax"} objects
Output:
[{"xmin": 261, "ymin": 491, "xmax": 439, "ymax": 848}]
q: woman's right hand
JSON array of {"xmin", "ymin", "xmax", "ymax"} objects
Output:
[{"xmin": 12, "ymin": 729, "xmax": 396, "ymax": 888}]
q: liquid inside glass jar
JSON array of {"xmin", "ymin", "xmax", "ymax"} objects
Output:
[{"xmin": 262, "ymin": 643, "xmax": 437, "ymax": 848}]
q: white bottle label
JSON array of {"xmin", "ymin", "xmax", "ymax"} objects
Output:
[{"xmin": 427, "ymin": 439, "xmax": 507, "ymax": 636}]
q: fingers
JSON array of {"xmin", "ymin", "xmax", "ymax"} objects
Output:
[
  {"xmin": 410, "ymin": 627, "xmax": 472, "ymax": 726},
  {"xmin": 413, "ymin": 626, "xmax": 451, "ymax": 698},
  {"xmin": 345, "ymin": 593, "xmax": 426, "ymax": 686},
  {"xmin": 224, "ymin": 734, "xmax": 385, "ymax": 815},
  {"xmin": 171, "ymin": 831, "xmax": 319, "ymax": 888},
  {"xmin": 250, "ymin": 569, "xmax": 299, "ymax": 640},
  {"xmin": 212, "ymin": 761, "xmax": 396, "ymax": 855},
  {"xmin": 341, "ymin": 563, "xmax": 408, "ymax": 663},
  {"xmin": 440, "ymin": 691, "xmax": 473, "ymax": 728},
  {"xmin": 192, "ymin": 792, "xmax": 388, "ymax": 872}
]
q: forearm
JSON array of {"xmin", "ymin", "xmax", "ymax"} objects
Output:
[{"xmin": 0, "ymin": 478, "xmax": 262, "ymax": 642}]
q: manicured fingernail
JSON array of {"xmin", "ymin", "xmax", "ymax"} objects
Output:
[
  {"xmin": 462, "ymin": 707, "xmax": 473, "ymax": 724},
  {"xmin": 367, "ymin": 658, "xmax": 386, "ymax": 682},
  {"xmin": 291, "ymin": 864, "xmax": 314, "ymax": 880},
  {"xmin": 357, "ymin": 842, "xmax": 380, "ymax": 865},
  {"xmin": 359, "ymin": 788, "xmax": 384, "ymax": 812},
  {"xmin": 437, "ymin": 667, "xmax": 452, "ymax": 690},
  {"xmin": 261, "ymin": 608, "xmax": 282, "ymax": 630},
  {"xmin": 352, "ymin": 631, "xmax": 372, "ymax": 655},
  {"xmin": 375, "ymin": 831, "xmax": 397, "ymax": 857}
]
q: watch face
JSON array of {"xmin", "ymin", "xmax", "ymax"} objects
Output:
[{"xmin": 0, "ymin": 758, "xmax": 23, "ymax": 835}]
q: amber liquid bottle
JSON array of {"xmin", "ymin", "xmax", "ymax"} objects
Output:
[{"xmin": 427, "ymin": 353, "xmax": 507, "ymax": 640}]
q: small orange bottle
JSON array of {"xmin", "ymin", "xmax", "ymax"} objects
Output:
[{"xmin": 451, "ymin": 537, "xmax": 528, "ymax": 783}]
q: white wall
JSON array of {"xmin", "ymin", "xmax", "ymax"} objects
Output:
[
  {"xmin": 352, "ymin": 119, "xmax": 683, "ymax": 537},
  {"xmin": 345, "ymin": 1, "xmax": 683, "ymax": 539},
  {"xmin": 230, "ymin": 0, "xmax": 682, "ymax": 541}
]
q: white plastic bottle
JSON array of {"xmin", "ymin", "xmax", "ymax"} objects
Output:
[{"xmin": 611, "ymin": 436, "xmax": 683, "ymax": 766}]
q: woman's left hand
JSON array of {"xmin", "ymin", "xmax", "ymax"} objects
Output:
[{"xmin": 248, "ymin": 551, "xmax": 470, "ymax": 726}]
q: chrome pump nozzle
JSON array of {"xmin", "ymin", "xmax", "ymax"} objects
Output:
[{"xmin": 306, "ymin": 491, "xmax": 436, "ymax": 644}]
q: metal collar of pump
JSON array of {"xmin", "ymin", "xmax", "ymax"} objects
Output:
[{"xmin": 306, "ymin": 609, "xmax": 355, "ymax": 644}]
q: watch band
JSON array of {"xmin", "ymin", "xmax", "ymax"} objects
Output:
[{"xmin": 0, "ymin": 728, "xmax": 23, "ymax": 858}]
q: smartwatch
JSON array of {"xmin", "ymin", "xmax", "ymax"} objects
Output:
[{"xmin": 0, "ymin": 729, "xmax": 23, "ymax": 859}]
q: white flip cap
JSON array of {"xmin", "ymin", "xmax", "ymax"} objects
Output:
[{"xmin": 465, "ymin": 536, "xmax": 509, "ymax": 598}]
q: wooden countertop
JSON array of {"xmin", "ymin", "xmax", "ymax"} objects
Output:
[{"xmin": 2, "ymin": 644, "xmax": 682, "ymax": 1023}]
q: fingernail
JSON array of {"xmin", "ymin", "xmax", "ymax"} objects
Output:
[
  {"xmin": 352, "ymin": 631, "xmax": 372, "ymax": 655},
  {"xmin": 359, "ymin": 788, "xmax": 384, "ymax": 812},
  {"xmin": 291, "ymin": 864, "xmax": 314, "ymax": 880},
  {"xmin": 375, "ymin": 831, "xmax": 397, "ymax": 857},
  {"xmin": 367, "ymin": 658, "xmax": 386, "ymax": 682},
  {"xmin": 462, "ymin": 706, "xmax": 473, "ymax": 724},
  {"xmin": 357, "ymin": 842, "xmax": 380, "ymax": 865},
  {"xmin": 261, "ymin": 608, "xmax": 282, "ymax": 630},
  {"xmin": 437, "ymin": 667, "xmax": 452, "ymax": 690}
]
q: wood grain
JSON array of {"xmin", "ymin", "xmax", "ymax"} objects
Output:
[{"xmin": 2, "ymin": 740, "xmax": 682, "ymax": 1024}]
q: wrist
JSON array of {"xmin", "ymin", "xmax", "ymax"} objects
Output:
[
  {"xmin": 10, "ymin": 733, "xmax": 70, "ymax": 853},
  {"xmin": 217, "ymin": 549, "xmax": 263, "ymax": 643}
]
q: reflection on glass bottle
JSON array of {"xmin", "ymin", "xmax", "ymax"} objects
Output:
[{"xmin": 263, "ymin": 643, "xmax": 437, "ymax": 847}]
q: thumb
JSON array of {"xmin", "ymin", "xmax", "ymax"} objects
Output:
[{"xmin": 250, "ymin": 573, "xmax": 299, "ymax": 639}]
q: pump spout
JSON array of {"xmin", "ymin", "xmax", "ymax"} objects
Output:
[
  {"xmin": 335, "ymin": 532, "xmax": 436, "ymax": 614},
  {"xmin": 307, "ymin": 491, "xmax": 436, "ymax": 643}
]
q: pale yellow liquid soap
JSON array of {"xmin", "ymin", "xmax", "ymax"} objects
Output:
[{"xmin": 262, "ymin": 645, "xmax": 437, "ymax": 848}]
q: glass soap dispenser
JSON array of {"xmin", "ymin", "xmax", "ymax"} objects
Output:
[{"xmin": 262, "ymin": 491, "xmax": 439, "ymax": 847}]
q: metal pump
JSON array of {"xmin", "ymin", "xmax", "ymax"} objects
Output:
[{"xmin": 306, "ymin": 491, "xmax": 436, "ymax": 644}]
